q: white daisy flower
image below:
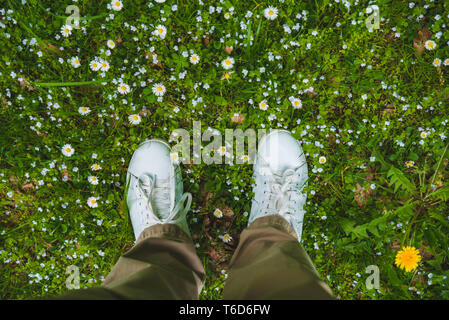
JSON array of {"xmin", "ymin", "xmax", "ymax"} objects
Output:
[
  {"xmin": 70, "ymin": 56, "xmax": 81, "ymax": 68},
  {"xmin": 443, "ymin": 58, "xmax": 449, "ymax": 66},
  {"xmin": 91, "ymin": 163, "xmax": 102, "ymax": 171},
  {"xmin": 224, "ymin": 12, "xmax": 231, "ymax": 20},
  {"xmin": 78, "ymin": 106, "xmax": 91, "ymax": 115},
  {"xmin": 432, "ymin": 58, "xmax": 441, "ymax": 67},
  {"xmin": 259, "ymin": 100, "xmax": 269, "ymax": 111},
  {"xmin": 222, "ymin": 233, "xmax": 232, "ymax": 243},
  {"xmin": 107, "ymin": 40, "xmax": 116, "ymax": 49},
  {"xmin": 217, "ymin": 146, "xmax": 227, "ymax": 156},
  {"xmin": 424, "ymin": 40, "xmax": 436, "ymax": 50},
  {"xmin": 190, "ymin": 54, "xmax": 200, "ymax": 64},
  {"xmin": 319, "ymin": 156, "xmax": 327, "ymax": 164},
  {"xmin": 154, "ymin": 25, "xmax": 167, "ymax": 39},
  {"xmin": 128, "ymin": 114, "xmax": 141, "ymax": 125},
  {"xmin": 241, "ymin": 155, "xmax": 249, "ymax": 162},
  {"xmin": 61, "ymin": 144, "xmax": 75, "ymax": 157},
  {"xmin": 221, "ymin": 57, "xmax": 235, "ymax": 69},
  {"xmin": 117, "ymin": 83, "xmax": 131, "ymax": 94},
  {"xmin": 110, "ymin": 0, "xmax": 123, "ymax": 11},
  {"xmin": 291, "ymin": 98, "xmax": 302, "ymax": 109},
  {"xmin": 88, "ymin": 176, "xmax": 99, "ymax": 185},
  {"xmin": 213, "ymin": 208, "xmax": 223, "ymax": 218},
  {"xmin": 99, "ymin": 60, "xmax": 110, "ymax": 72},
  {"xmin": 405, "ymin": 160, "xmax": 414, "ymax": 168},
  {"xmin": 89, "ymin": 60, "xmax": 101, "ymax": 71},
  {"xmin": 264, "ymin": 6, "xmax": 278, "ymax": 20},
  {"xmin": 87, "ymin": 197, "xmax": 98, "ymax": 208},
  {"xmin": 420, "ymin": 131, "xmax": 428, "ymax": 138},
  {"xmin": 170, "ymin": 152, "xmax": 180, "ymax": 164},
  {"xmin": 152, "ymin": 83, "xmax": 166, "ymax": 96},
  {"xmin": 61, "ymin": 24, "xmax": 72, "ymax": 37}
]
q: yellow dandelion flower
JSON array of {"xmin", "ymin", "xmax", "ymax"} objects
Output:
[{"xmin": 395, "ymin": 246, "xmax": 421, "ymax": 272}]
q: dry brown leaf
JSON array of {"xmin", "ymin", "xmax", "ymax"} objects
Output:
[
  {"xmin": 391, "ymin": 239, "xmax": 401, "ymax": 251},
  {"xmin": 306, "ymin": 89, "xmax": 318, "ymax": 97},
  {"xmin": 329, "ymin": 77, "xmax": 341, "ymax": 86},
  {"xmin": 1, "ymin": 97, "xmax": 8, "ymax": 111},
  {"xmin": 21, "ymin": 183, "xmax": 34, "ymax": 192},
  {"xmin": 61, "ymin": 168, "xmax": 71, "ymax": 182},
  {"xmin": 202, "ymin": 36, "xmax": 210, "ymax": 46},
  {"xmin": 366, "ymin": 166, "xmax": 377, "ymax": 181},
  {"xmin": 221, "ymin": 206, "xmax": 234, "ymax": 219},
  {"xmin": 203, "ymin": 228, "xmax": 217, "ymax": 245},
  {"xmin": 207, "ymin": 247, "xmax": 229, "ymax": 264},
  {"xmin": 9, "ymin": 176, "xmax": 19, "ymax": 184},
  {"xmin": 328, "ymin": 133, "xmax": 336, "ymax": 148},
  {"xmin": 118, "ymin": 200, "xmax": 124, "ymax": 218},
  {"xmin": 204, "ymin": 216, "xmax": 211, "ymax": 227},
  {"xmin": 413, "ymin": 27, "xmax": 432, "ymax": 56},
  {"xmin": 224, "ymin": 45, "xmax": 233, "ymax": 54},
  {"xmin": 19, "ymin": 78, "xmax": 34, "ymax": 91},
  {"xmin": 219, "ymin": 262, "xmax": 229, "ymax": 270},
  {"xmin": 354, "ymin": 183, "xmax": 372, "ymax": 206},
  {"xmin": 230, "ymin": 113, "xmax": 245, "ymax": 124},
  {"xmin": 39, "ymin": 41, "xmax": 62, "ymax": 55},
  {"xmin": 139, "ymin": 109, "xmax": 151, "ymax": 117},
  {"xmin": 123, "ymin": 241, "xmax": 133, "ymax": 252},
  {"xmin": 200, "ymin": 189, "xmax": 214, "ymax": 208}
]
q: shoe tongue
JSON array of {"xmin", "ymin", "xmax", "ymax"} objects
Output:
[{"xmin": 150, "ymin": 178, "xmax": 173, "ymax": 218}]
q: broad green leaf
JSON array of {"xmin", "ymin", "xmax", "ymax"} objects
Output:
[
  {"xmin": 387, "ymin": 166, "xmax": 416, "ymax": 194},
  {"xmin": 428, "ymin": 186, "xmax": 449, "ymax": 201},
  {"xmin": 339, "ymin": 218, "xmax": 356, "ymax": 235}
]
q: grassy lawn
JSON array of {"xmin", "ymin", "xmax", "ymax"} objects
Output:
[{"xmin": 1, "ymin": 0, "xmax": 449, "ymax": 300}]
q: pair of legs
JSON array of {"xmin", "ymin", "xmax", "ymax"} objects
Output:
[{"xmin": 54, "ymin": 130, "xmax": 333, "ymax": 299}]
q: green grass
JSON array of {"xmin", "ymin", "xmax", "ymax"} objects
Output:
[{"xmin": 1, "ymin": 0, "xmax": 449, "ymax": 300}]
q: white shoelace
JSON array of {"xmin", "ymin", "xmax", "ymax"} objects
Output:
[
  {"xmin": 259, "ymin": 167, "xmax": 307, "ymax": 218},
  {"xmin": 136, "ymin": 173, "xmax": 192, "ymax": 224}
]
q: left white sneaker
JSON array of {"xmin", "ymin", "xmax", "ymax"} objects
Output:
[{"xmin": 125, "ymin": 139, "xmax": 192, "ymax": 241}]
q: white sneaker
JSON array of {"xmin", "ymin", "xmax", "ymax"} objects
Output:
[
  {"xmin": 125, "ymin": 139, "xmax": 192, "ymax": 241},
  {"xmin": 248, "ymin": 130, "xmax": 308, "ymax": 241}
]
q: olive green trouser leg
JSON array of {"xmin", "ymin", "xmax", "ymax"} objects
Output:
[
  {"xmin": 52, "ymin": 224, "xmax": 205, "ymax": 299},
  {"xmin": 52, "ymin": 215, "xmax": 333, "ymax": 300},
  {"xmin": 223, "ymin": 215, "xmax": 334, "ymax": 299}
]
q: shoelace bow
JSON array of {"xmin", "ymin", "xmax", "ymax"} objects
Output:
[
  {"xmin": 260, "ymin": 167, "xmax": 307, "ymax": 218},
  {"xmin": 135, "ymin": 173, "xmax": 192, "ymax": 224}
]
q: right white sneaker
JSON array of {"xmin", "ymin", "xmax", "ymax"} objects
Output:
[{"xmin": 248, "ymin": 130, "xmax": 308, "ymax": 241}]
